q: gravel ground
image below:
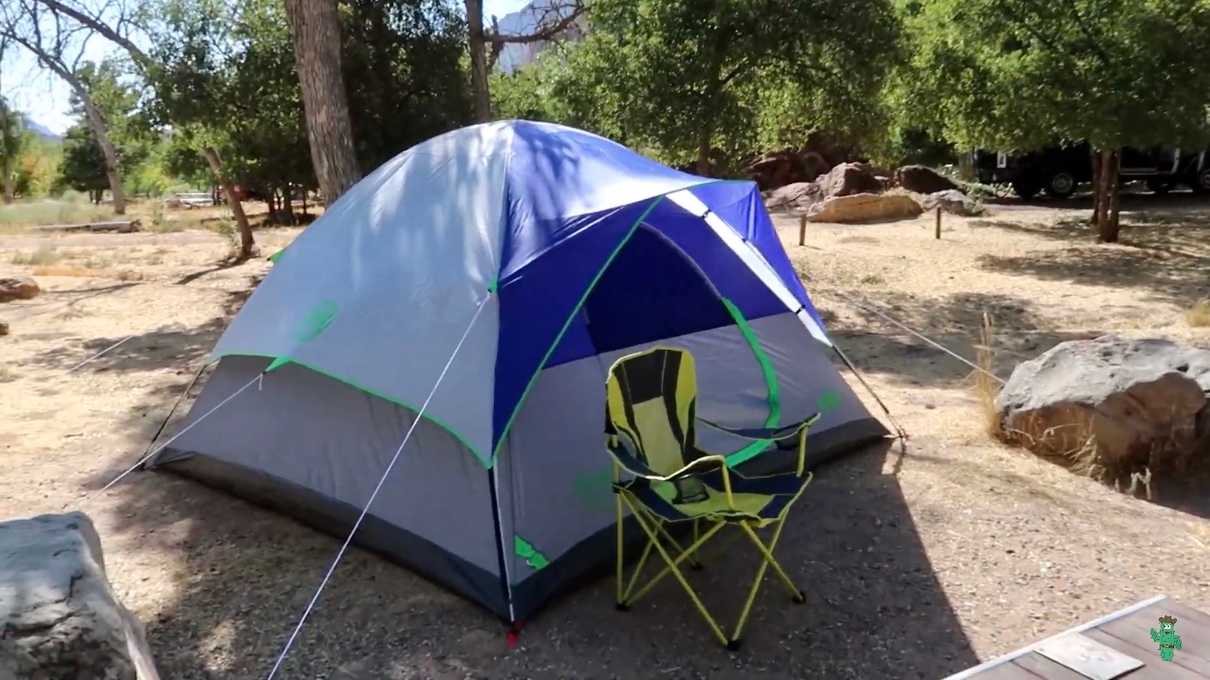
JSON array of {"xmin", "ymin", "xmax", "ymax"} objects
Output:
[{"xmin": 1, "ymin": 194, "xmax": 1209, "ymax": 679}]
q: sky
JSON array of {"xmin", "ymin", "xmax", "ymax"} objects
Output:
[{"xmin": 0, "ymin": 0, "xmax": 532, "ymax": 135}]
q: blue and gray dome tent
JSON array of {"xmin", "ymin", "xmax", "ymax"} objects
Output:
[{"xmin": 150, "ymin": 121, "xmax": 888, "ymax": 622}]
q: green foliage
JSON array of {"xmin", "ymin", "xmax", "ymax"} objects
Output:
[
  {"xmin": 896, "ymin": 0, "xmax": 1210, "ymax": 153},
  {"xmin": 0, "ymin": 98, "xmax": 28, "ymax": 193},
  {"xmin": 341, "ymin": 0, "xmax": 474, "ymax": 173},
  {"xmin": 492, "ymin": 0, "xmax": 901, "ymax": 173},
  {"xmin": 15, "ymin": 135, "xmax": 63, "ymax": 197},
  {"xmin": 54, "ymin": 59, "xmax": 154, "ymax": 199},
  {"xmin": 56, "ymin": 124, "xmax": 109, "ymax": 198}
]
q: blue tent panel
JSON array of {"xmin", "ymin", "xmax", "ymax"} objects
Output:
[
  {"xmin": 493, "ymin": 200, "xmax": 660, "ymax": 455},
  {"xmin": 688, "ymin": 182, "xmax": 827, "ymax": 331},
  {"xmin": 500, "ymin": 122, "xmax": 705, "ymax": 279}
]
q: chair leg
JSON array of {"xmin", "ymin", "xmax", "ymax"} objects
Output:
[
  {"xmin": 730, "ymin": 517, "xmax": 802, "ymax": 647},
  {"xmin": 738, "ymin": 518, "xmax": 803, "ymax": 601},
  {"xmin": 625, "ymin": 511, "xmax": 725, "ymax": 606},
  {"xmin": 624, "ymin": 496, "xmax": 730, "ymax": 647},
  {"xmin": 655, "ymin": 519, "xmax": 702, "ymax": 570},
  {"xmin": 615, "ymin": 492, "xmax": 627, "ymax": 610}
]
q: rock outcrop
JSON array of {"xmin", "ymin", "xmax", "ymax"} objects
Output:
[
  {"xmin": 996, "ymin": 335, "xmax": 1210, "ymax": 475},
  {"xmin": 0, "ymin": 512, "xmax": 160, "ymax": 680}
]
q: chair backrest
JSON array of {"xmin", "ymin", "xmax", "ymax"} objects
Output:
[{"xmin": 605, "ymin": 347, "xmax": 698, "ymax": 476}]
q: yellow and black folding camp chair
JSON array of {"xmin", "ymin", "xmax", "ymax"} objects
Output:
[{"xmin": 605, "ymin": 346, "xmax": 821, "ymax": 650}]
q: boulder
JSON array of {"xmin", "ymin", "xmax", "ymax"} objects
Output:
[
  {"xmin": 806, "ymin": 193, "xmax": 924, "ymax": 224},
  {"xmin": 0, "ymin": 276, "xmax": 40, "ymax": 303},
  {"xmin": 815, "ymin": 162, "xmax": 883, "ymax": 199},
  {"xmin": 916, "ymin": 189, "xmax": 985, "ymax": 216},
  {"xmin": 747, "ymin": 150, "xmax": 832, "ymax": 190},
  {"xmin": 0, "ymin": 512, "xmax": 160, "ymax": 680},
  {"xmin": 996, "ymin": 335, "xmax": 1210, "ymax": 474},
  {"xmin": 895, "ymin": 165, "xmax": 961, "ymax": 194},
  {"xmin": 763, "ymin": 181, "xmax": 822, "ymax": 213}
]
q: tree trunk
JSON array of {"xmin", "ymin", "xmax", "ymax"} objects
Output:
[
  {"xmin": 1107, "ymin": 150, "xmax": 1122, "ymax": 239},
  {"xmin": 202, "ymin": 147, "xmax": 255, "ymax": 259},
  {"xmin": 282, "ymin": 186, "xmax": 296, "ymax": 224},
  {"xmin": 2, "ymin": 159, "xmax": 13, "ymax": 203},
  {"xmin": 1096, "ymin": 148, "xmax": 1121, "ymax": 243},
  {"xmin": 1089, "ymin": 151, "xmax": 1102, "ymax": 225},
  {"xmin": 466, "ymin": 0, "xmax": 492, "ymax": 123},
  {"xmin": 284, "ymin": 0, "xmax": 361, "ymax": 204}
]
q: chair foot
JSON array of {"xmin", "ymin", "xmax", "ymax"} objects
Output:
[
  {"xmin": 615, "ymin": 602, "xmax": 630, "ymax": 612},
  {"xmin": 726, "ymin": 638, "xmax": 743, "ymax": 652},
  {"xmin": 792, "ymin": 590, "xmax": 807, "ymax": 604}
]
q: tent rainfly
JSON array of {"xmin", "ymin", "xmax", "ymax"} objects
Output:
[{"xmin": 149, "ymin": 120, "xmax": 888, "ymax": 623}]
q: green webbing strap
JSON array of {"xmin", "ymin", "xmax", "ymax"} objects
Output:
[
  {"xmin": 719, "ymin": 298, "xmax": 780, "ymax": 468},
  {"xmin": 514, "ymin": 535, "xmax": 549, "ymax": 570}
]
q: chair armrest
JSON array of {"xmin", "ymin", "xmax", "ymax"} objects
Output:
[
  {"xmin": 698, "ymin": 413, "xmax": 821, "ymax": 442},
  {"xmin": 606, "ymin": 447, "xmax": 738, "ymax": 511}
]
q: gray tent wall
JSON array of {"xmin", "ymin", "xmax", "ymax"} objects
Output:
[
  {"xmin": 151, "ymin": 311, "xmax": 884, "ymax": 623},
  {"xmin": 150, "ymin": 356, "xmax": 515, "ymax": 617}
]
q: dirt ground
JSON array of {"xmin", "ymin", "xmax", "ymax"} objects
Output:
[{"xmin": 1, "ymin": 193, "xmax": 1209, "ymax": 679}]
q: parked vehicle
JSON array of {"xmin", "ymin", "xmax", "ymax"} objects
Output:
[{"xmin": 972, "ymin": 143, "xmax": 1210, "ymax": 199}]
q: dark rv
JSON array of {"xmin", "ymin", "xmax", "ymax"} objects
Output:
[{"xmin": 973, "ymin": 144, "xmax": 1210, "ymax": 198}]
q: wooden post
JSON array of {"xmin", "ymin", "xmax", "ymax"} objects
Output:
[
  {"xmin": 934, "ymin": 207, "xmax": 942, "ymax": 239},
  {"xmin": 798, "ymin": 214, "xmax": 807, "ymax": 246}
]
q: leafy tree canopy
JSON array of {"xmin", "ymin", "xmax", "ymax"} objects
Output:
[
  {"xmin": 494, "ymin": 0, "xmax": 901, "ymax": 172},
  {"xmin": 895, "ymin": 0, "xmax": 1210, "ymax": 153}
]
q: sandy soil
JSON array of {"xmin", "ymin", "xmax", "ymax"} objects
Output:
[{"xmin": 1, "ymin": 193, "xmax": 1209, "ymax": 679}]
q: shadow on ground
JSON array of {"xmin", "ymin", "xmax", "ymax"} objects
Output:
[
  {"xmin": 972, "ymin": 196, "xmax": 1210, "ymax": 307},
  {"xmin": 91, "ymin": 420, "xmax": 977, "ymax": 678},
  {"xmin": 823, "ymin": 289, "xmax": 1104, "ymax": 389}
]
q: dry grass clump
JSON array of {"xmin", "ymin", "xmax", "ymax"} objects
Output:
[
  {"xmin": 1188, "ymin": 299, "xmax": 1210, "ymax": 327},
  {"xmin": 32, "ymin": 264, "xmax": 143, "ymax": 281},
  {"xmin": 10, "ymin": 245, "xmax": 63, "ymax": 266},
  {"xmin": 971, "ymin": 312, "xmax": 1003, "ymax": 438}
]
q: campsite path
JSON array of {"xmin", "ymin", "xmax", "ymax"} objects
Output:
[{"xmin": 1, "ymin": 198, "xmax": 1209, "ymax": 678}]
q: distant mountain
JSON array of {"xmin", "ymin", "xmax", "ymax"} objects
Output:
[
  {"xmin": 23, "ymin": 118, "xmax": 62, "ymax": 142},
  {"xmin": 491, "ymin": 1, "xmax": 586, "ymax": 73}
]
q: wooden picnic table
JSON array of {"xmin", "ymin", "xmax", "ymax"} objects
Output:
[{"xmin": 946, "ymin": 595, "xmax": 1210, "ymax": 679}]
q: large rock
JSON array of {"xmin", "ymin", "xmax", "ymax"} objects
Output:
[
  {"xmin": 916, "ymin": 189, "xmax": 985, "ymax": 216},
  {"xmin": 996, "ymin": 336, "xmax": 1210, "ymax": 474},
  {"xmin": 814, "ymin": 162, "xmax": 883, "ymax": 199},
  {"xmin": 747, "ymin": 150, "xmax": 832, "ymax": 190},
  {"xmin": 0, "ymin": 276, "xmax": 39, "ymax": 303},
  {"xmin": 806, "ymin": 193, "xmax": 924, "ymax": 224},
  {"xmin": 895, "ymin": 165, "xmax": 961, "ymax": 194},
  {"xmin": 763, "ymin": 181, "xmax": 822, "ymax": 212},
  {"xmin": 0, "ymin": 512, "xmax": 160, "ymax": 680}
]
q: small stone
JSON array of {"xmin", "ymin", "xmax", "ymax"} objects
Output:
[{"xmin": 0, "ymin": 275, "xmax": 39, "ymax": 303}]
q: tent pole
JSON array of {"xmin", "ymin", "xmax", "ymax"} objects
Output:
[
  {"xmin": 140, "ymin": 360, "xmax": 214, "ymax": 462},
  {"xmin": 829, "ymin": 342, "xmax": 909, "ymax": 452}
]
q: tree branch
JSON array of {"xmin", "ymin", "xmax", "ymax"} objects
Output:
[
  {"xmin": 36, "ymin": 0, "xmax": 153, "ymax": 71},
  {"xmin": 486, "ymin": 0, "xmax": 585, "ymax": 46}
]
